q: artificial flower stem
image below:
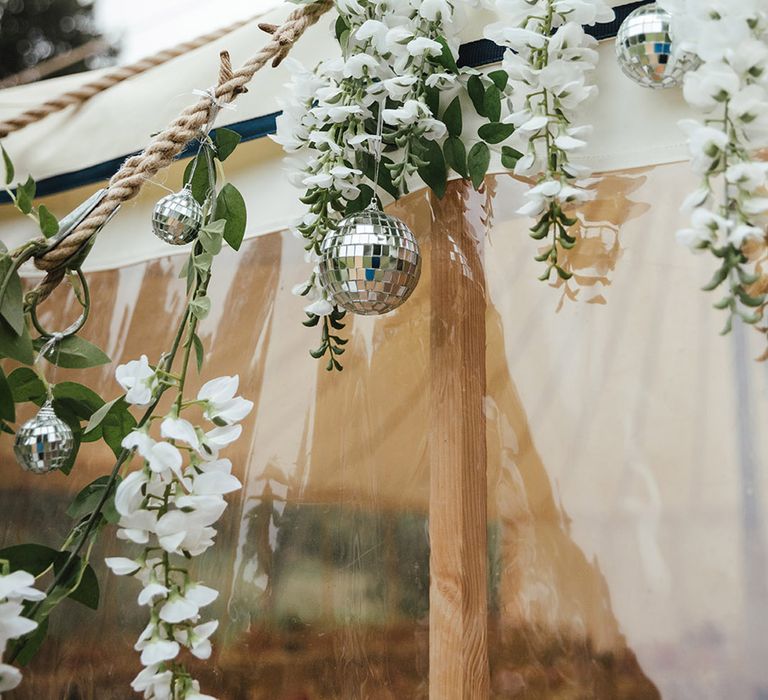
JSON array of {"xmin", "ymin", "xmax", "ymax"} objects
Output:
[{"xmin": 9, "ymin": 254, "xmax": 203, "ymax": 663}]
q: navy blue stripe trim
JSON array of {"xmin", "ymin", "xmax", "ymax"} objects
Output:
[
  {"xmin": 2, "ymin": 1, "xmax": 653, "ymax": 203},
  {"xmin": 0, "ymin": 111, "xmax": 282, "ymax": 203}
]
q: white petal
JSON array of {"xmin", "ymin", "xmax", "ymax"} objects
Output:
[
  {"xmin": 159, "ymin": 595, "xmax": 198, "ymax": 624},
  {"xmin": 161, "ymin": 417, "xmax": 200, "ymax": 449},
  {"xmin": 0, "ymin": 663, "xmax": 22, "ymax": 691},
  {"xmin": 197, "ymin": 376, "xmax": 238, "ymax": 403},
  {"xmin": 138, "ymin": 583, "xmax": 169, "ymax": 606},
  {"xmin": 140, "ymin": 639, "xmax": 179, "ymax": 666},
  {"xmin": 190, "ymin": 639, "xmax": 212, "ymax": 660},
  {"xmin": 184, "ymin": 584, "xmax": 218, "ymax": 609},
  {"xmin": 148, "ymin": 442, "xmax": 183, "ymax": 476},
  {"xmin": 193, "ymin": 471, "xmax": 242, "ymax": 495},
  {"xmin": 105, "ymin": 557, "xmax": 141, "ymax": 576}
]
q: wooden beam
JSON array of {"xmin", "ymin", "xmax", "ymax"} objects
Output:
[{"xmin": 429, "ymin": 180, "xmax": 490, "ymax": 699}]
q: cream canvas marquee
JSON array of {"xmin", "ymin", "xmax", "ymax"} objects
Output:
[
  {"xmin": 0, "ymin": 2, "xmax": 767, "ymax": 699},
  {"xmin": 0, "ymin": 0, "xmax": 696, "ymax": 270}
]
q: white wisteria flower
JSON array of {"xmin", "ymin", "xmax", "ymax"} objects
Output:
[
  {"xmin": 115, "ymin": 355, "xmax": 158, "ymax": 406},
  {"xmin": 197, "ymin": 376, "xmax": 253, "ymax": 425},
  {"xmin": 273, "ymin": 0, "xmax": 461, "ymax": 358},
  {"xmin": 484, "ymin": 0, "xmax": 614, "ymax": 281},
  {"xmin": 660, "ymin": 0, "xmax": 768, "ymax": 334},
  {"xmin": 0, "ymin": 570, "xmax": 43, "ymax": 693},
  {"xmin": 107, "ymin": 365, "xmax": 252, "ymax": 699}
]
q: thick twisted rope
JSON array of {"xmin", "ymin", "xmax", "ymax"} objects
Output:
[
  {"xmin": 27, "ymin": 0, "xmax": 332, "ymax": 302},
  {"xmin": 0, "ymin": 14, "xmax": 263, "ymax": 139}
]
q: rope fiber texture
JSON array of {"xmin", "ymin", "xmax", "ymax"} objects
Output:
[
  {"xmin": 25, "ymin": 0, "xmax": 333, "ymax": 301},
  {"xmin": 0, "ymin": 14, "xmax": 265, "ymax": 139}
]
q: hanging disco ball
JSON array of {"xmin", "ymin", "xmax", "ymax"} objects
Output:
[
  {"xmin": 14, "ymin": 401, "xmax": 74, "ymax": 474},
  {"xmin": 319, "ymin": 208, "xmax": 421, "ymax": 316},
  {"xmin": 151, "ymin": 184, "xmax": 203, "ymax": 245},
  {"xmin": 615, "ymin": 3, "xmax": 699, "ymax": 89}
]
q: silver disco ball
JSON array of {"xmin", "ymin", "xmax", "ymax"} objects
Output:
[
  {"xmin": 151, "ymin": 184, "xmax": 203, "ymax": 245},
  {"xmin": 14, "ymin": 402, "xmax": 74, "ymax": 474},
  {"xmin": 319, "ymin": 209, "xmax": 421, "ymax": 316},
  {"xmin": 615, "ymin": 3, "xmax": 699, "ymax": 89}
]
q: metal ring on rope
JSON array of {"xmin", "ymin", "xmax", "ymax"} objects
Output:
[{"xmin": 29, "ymin": 267, "xmax": 90, "ymax": 341}]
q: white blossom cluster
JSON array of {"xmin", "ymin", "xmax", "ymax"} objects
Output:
[
  {"xmin": 660, "ymin": 0, "xmax": 768, "ymax": 330},
  {"xmin": 107, "ymin": 359, "xmax": 252, "ymax": 700},
  {"xmin": 0, "ymin": 571, "xmax": 42, "ymax": 694},
  {"xmin": 483, "ymin": 0, "xmax": 613, "ymax": 279},
  {"xmin": 273, "ymin": 0, "xmax": 460, "ymax": 317}
]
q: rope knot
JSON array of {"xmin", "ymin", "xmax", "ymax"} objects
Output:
[
  {"xmin": 258, "ymin": 20, "xmax": 303, "ymax": 67},
  {"xmin": 19, "ymin": 0, "xmax": 332, "ymax": 304}
]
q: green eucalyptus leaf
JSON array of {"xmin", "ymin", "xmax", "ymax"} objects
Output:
[
  {"xmin": 15, "ymin": 176, "xmax": 36, "ymax": 215},
  {"xmin": 36, "ymin": 335, "xmax": 110, "ymax": 369},
  {"xmin": 52, "ymin": 382, "xmax": 104, "ymax": 421},
  {"xmin": 424, "ymin": 85, "xmax": 440, "ymax": 117},
  {"xmin": 216, "ymin": 183, "xmax": 247, "ymax": 251},
  {"xmin": 0, "ymin": 317, "xmax": 34, "ymax": 365},
  {"xmin": 467, "ymin": 75, "xmax": 486, "ymax": 117},
  {"xmin": 83, "ymin": 396, "xmax": 122, "ymax": 435},
  {"xmin": 356, "ymin": 151, "xmax": 399, "ymax": 199},
  {"xmin": 0, "ymin": 543, "xmax": 59, "ymax": 576},
  {"xmin": 467, "ymin": 142, "xmax": 490, "ymax": 190},
  {"xmin": 37, "ymin": 205, "xmax": 59, "ymax": 238},
  {"xmin": 67, "ymin": 475, "xmax": 121, "ymax": 524},
  {"xmin": 193, "ymin": 251, "xmax": 213, "ymax": 273},
  {"xmin": 444, "ymin": 136, "xmax": 468, "ymax": 179},
  {"xmin": 478, "ymin": 122, "xmax": 515, "ymax": 144},
  {"xmin": 335, "ymin": 13, "xmax": 350, "ymax": 41},
  {"xmin": 417, "ymin": 139, "xmax": 447, "ymax": 199},
  {"xmin": 192, "ymin": 333, "xmax": 205, "ymax": 372},
  {"xmin": 190, "ymin": 295, "xmax": 211, "ymax": 321},
  {"xmin": 183, "ymin": 148, "xmax": 212, "ymax": 205},
  {"xmin": 0, "ymin": 366, "xmax": 14, "ymax": 422},
  {"xmin": 1, "ymin": 144, "xmax": 14, "ymax": 185},
  {"xmin": 483, "ymin": 85, "xmax": 502, "ymax": 123},
  {"xmin": 442, "ymin": 96, "xmax": 462, "ymax": 137},
  {"xmin": 488, "ymin": 70, "xmax": 509, "ymax": 91},
  {"xmin": 433, "ymin": 36, "xmax": 459, "ymax": 73},
  {"xmin": 7, "ymin": 367, "xmax": 45, "ymax": 404},
  {"xmin": 0, "ymin": 255, "xmax": 24, "ymax": 335},
  {"xmin": 100, "ymin": 400, "xmax": 137, "ymax": 458},
  {"xmin": 213, "ymin": 127, "xmax": 242, "ymax": 162},
  {"xmin": 198, "ymin": 226, "xmax": 223, "ymax": 255},
  {"xmin": 501, "ymin": 145, "xmax": 524, "ymax": 170},
  {"xmin": 345, "ymin": 184, "xmax": 375, "ymax": 215},
  {"xmin": 14, "ymin": 618, "xmax": 47, "ymax": 667},
  {"xmin": 201, "ymin": 219, "xmax": 225, "ymax": 235},
  {"xmin": 179, "ymin": 256, "xmax": 190, "ymax": 280},
  {"xmin": 53, "ymin": 553, "xmax": 100, "ymax": 610}
]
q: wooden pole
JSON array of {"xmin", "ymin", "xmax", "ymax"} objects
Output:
[{"xmin": 428, "ymin": 180, "xmax": 490, "ymax": 699}]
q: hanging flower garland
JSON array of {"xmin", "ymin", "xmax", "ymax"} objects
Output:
[
  {"xmin": 0, "ymin": 570, "xmax": 42, "ymax": 694},
  {"xmin": 274, "ymin": 0, "xmax": 463, "ymax": 370},
  {"xmin": 0, "ymin": 110, "xmax": 251, "ymax": 698},
  {"xmin": 106, "ymin": 370, "xmax": 251, "ymax": 699},
  {"xmin": 100, "ymin": 139, "xmax": 253, "ymax": 699},
  {"xmin": 481, "ymin": 0, "xmax": 614, "ymax": 282},
  {"xmin": 658, "ymin": 0, "xmax": 768, "ymax": 336}
]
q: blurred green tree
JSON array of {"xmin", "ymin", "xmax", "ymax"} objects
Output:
[{"xmin": 0, "ymin": 0, "xmax": 116, "ymax": 83}]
